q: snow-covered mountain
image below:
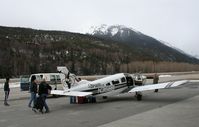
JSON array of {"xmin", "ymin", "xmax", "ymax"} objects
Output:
[
  {"xmin": 159, "ymin": 40, "xmax": 195, "ymax": 59},
  {"xmin": 194, "ymin": 55, "xmax": 199, "ymax": 59},
  {"xmin": 89, "ymin": 24, "xmax": 199, "ymax": 63},
  {"xmin": 89, "ymin": 24, "xmax": 142, "ymax": 37}
]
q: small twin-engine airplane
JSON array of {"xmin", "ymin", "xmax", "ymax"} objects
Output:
[{"xmin": 51, "ymin": 67, "xmax": 188, "ymax": 101}]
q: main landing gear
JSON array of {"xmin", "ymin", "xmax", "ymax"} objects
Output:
[
  {"xmin": 102, "ymin": 96, "xmax": 108, "ymax": 99},
  {"xmin": 154, "ymin": 89, "xmax": 159, "ymax": 92},
  {"xmin": 135, "ymin": 92, "xmax": 142, "ymax": 101}
]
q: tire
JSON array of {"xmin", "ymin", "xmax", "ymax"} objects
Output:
[
  {"xmin": 154, "ymin": 89, "xmax": 159, "ymax": 92},
  {"xmin": 137, "ymin": 94, "xmax": 142, "ymax": 101},
  {"xmin": 102, "ymin": 96, "xmax": 108, "ymax": 99}
]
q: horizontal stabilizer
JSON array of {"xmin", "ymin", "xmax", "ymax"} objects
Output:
[
  {"xmin": 51, "ymin": 90, "xmax": 92, "ymax": 96},
  {"xmin": 129, "ymin": 80, "xmax": 188, "ymax": 93}
]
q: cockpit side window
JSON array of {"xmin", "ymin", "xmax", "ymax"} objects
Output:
[
  {"xmin": 121, "ymin": 77, "xmax": 126, "ymax": 83},
  {"xmin": 50, "ymin": 75, "xmax": 56, "ymax": 83},
  {"xmin": 126, "ymin": 76, "xmax": 134, "ymax": 86}
]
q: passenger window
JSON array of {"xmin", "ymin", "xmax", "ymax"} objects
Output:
[
  {"xmin": 121, "ymin": 77, "xmax": 126, "ymax": 83},
  {"xmin": 50, "ymin": 75, "xmax": 56, "ymax": 82},
  {"xmin": 106, "ymin": 83, "xmax": 111, "ymax": 86},
  {"xmin": 56, "ymin": 75, "xmax": 61, "ymax": 83},
  {"xmin": 112, "ymin": 80, "xmax": 119, "ymax": 85}
]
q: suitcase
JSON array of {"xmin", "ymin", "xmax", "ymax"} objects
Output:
[
  {"xmin": 77, "ymin": 96, "xmax": 85, "ymax": 104},
  {"xmin": 33, "ymin": 96, "xmax": 44, "ymax": 112}
]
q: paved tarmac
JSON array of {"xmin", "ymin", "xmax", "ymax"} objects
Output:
[
  {"xmin": 99, "ymin": 95, "xmax": 199, "ymax": 127},
  {"xmin": 0, "ymin": 81, "xmax": 199, "ymax": 127},
  {"xmin": 99, "ymin": 83, "xmax": 199, "ymax": 127}
]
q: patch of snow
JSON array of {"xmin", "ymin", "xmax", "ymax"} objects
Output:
[
  {"xmin": 128, "ymin": 30, "xmax": 130, "ymax": 36},
  {"xmin": 0, "ymin": 82, "xmax": 20, "ymax": 89},
  {"xmin": 160, "ymin": 40, "xmax": 195, "ymax": 58},
  {"xmin": 120, "ymin": 29, "xmax": 124, "ymax": 34},
  {"xmin": 129, "ymin": 27, "xmax": 142, "ymax": 35},
  {"xmin": 98, "ymin": 24, "xmax": 108, "ymax": 34},
  {"xmin": 88, "ymin": 26, "xmax": 96, "ymax": 35},
  {"xmin": 65, "ymin": 50, "xmax": 69, "ymax": 55},
  {"xmin": 189, "ymin": 80, "xmax": 199, "ymax": 83},
  {"xmin": 110, "ymin": 28, "xmax": 119, "ymax": 36},
  {"xmin": 89, "ymin": 24, "xmax": 142, "ymax": 37},
  {"xmin": 159, "ymin": 75, "xmax": 172, "ymax": 78},
  {"xmin": 193, "ymin": 55, "xmax": 199, "ymax": 59},
  {"xmin": 88, "ymin": 24, "xmax": 108, "ymax": 35}
]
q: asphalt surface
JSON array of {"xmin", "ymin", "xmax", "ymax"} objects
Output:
[{"xmin": 0, "ymin": 81, "xmax": 199, "ymax": 127}]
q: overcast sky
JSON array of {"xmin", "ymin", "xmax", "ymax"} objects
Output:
[{"xmin": 0, "ymin": 0, "xmax": 199, "ymax": 57}]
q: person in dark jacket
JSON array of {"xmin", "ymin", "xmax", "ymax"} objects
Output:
[
  {"xmin": 28, "ymin": 75, "xmax": 37, "ymax": 107},
  {"xmin": 4, "ymin": 77, "xmax": 10, "ymax": 106},
  {"xmin": 38, "ymin": 78, "xmax": 52, "ymax": 113}
]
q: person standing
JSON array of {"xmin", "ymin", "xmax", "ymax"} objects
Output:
[
  {"xmin": 4, "ymin": 77, "xmax": 10, "ymax": 106},
  {"xmin": 28, "ymin": 75, "xmax": 37, "ymax": 108},
  {"xmin": 153, "ymin": 73, "xmax": 159, "ymax": 92},
  {"xmin": 38, "ymin": 78, "xmax": 52, "ymax": 113}
]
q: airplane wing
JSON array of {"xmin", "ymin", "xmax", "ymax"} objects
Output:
[
  {"xmin": 128, "ymin": 80, "xmax": 188, "ymax": 93},
  {"xmin": 51, "ymin": 90, "xmax": 92, "ymax": 96}
]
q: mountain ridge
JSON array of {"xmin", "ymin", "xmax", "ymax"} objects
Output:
[
  {"xmin": 89, "ymin": 24, "xmax": 198, "ymax": 63},
  {"xmin": 0, "ymin": 25, "xmax": 198, "ymax": 77}
]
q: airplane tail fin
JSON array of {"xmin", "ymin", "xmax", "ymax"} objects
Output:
[
  {"xmin": 57, "ymin": 66, "xmax": 69, "ymax": 76},
  {"xmin": 57, "ymin": 66, "xmax": 80, "ymax": 90}
]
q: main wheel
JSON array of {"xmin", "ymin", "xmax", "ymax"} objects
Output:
[
  {"xmin": 154, "ymin": 89, "xmax": 159, "ymax": 92},
  {"xmin": 136, "ymin": 94, "xmax": 142, "ymax": 101},
  {"xmin": 102, "ymin": 96, "xmax": 108, "ymax": 99}
]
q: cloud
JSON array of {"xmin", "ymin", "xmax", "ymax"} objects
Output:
[{"xmin": 0, "ymin": 0, "xmax": 199, "ymax": 56}]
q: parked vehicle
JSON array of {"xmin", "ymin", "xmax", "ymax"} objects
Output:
[
  {"xmin": 20, "ymin": 75, "xmax": 30, "ymax": 91},
  {"xmin": 29, "ymin": 73, "xmax": 65, "ymax": 90}
]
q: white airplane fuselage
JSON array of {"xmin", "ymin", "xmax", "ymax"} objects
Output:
[
  {"xmin": 68, "ymin": 73, "xmax": 135, "ymax": 97},
  {"xmin": 52, "ymin": 66, "xmax": 189, "ymax": 102}
]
